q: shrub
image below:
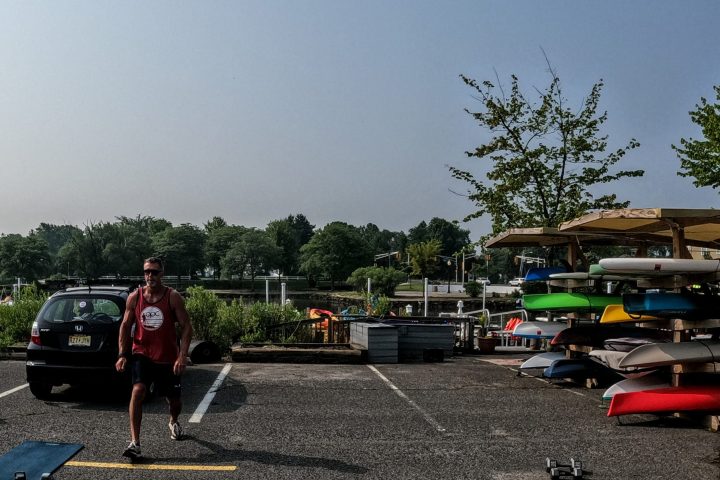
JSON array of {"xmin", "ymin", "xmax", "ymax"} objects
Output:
[
  {"xmin": 240, "ymin": 302, "xmax": 304, "ymax": 343},
  {"xmin": 185, "ymin": 286, "xmax": 225, "ymax": 346},
  {"xmin": 0, "ymin": 285, "xmax": 48, "ymax": 349},
  {"xmin": 464, "ymin": 281, "xmax": 482, "ymax": 298},
  {"xmin": 366, "ymin": 293, "xmax": 392, "ymax": 316},
  {"xmin": 347, "ymin": 266, "xmax": 406, "ymax": 296}
]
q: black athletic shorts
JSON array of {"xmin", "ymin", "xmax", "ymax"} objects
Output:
[{"xmin": 130, "ymin": 354, "xmax": 182, "ymax": 398}]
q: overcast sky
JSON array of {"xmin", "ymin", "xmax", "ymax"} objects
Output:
[{"xmin": 1, "ymin": 1, "xmax": 718, "ymax": 241}]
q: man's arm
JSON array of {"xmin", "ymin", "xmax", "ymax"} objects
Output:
[
  {"xmin": 171, "ymin": 290, "xmax": 193, "ymax": 376},
  {"xmin": 115, "ymin": 290, "xmax": 138, "ymax": 373}
]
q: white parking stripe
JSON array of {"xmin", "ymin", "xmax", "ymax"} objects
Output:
[
  {"xmin": 367, "ymin": 365, "xmax": 447, "ymax": 433},
  {"xmin": 0, "ymin": 383, "xmax": 28, "ymax": 399},
  {"xmin": 188, "ymin": 363, "xmax": 232, "ymax": 423}
]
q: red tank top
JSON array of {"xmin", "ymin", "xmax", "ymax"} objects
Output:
[{"xmin": 133, "ymin": 286, "xmax": 179, "ymax": 363}]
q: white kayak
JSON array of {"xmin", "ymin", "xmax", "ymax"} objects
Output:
[
  {"xmin": 599, "ymin": 258, "xmax": 720, "ymax": 275},
  {"xmin": 519, "ymin": 352, "xmax": 566, "ymax": 370},
  {"xmin": 618, "ymin": 340, "xmax": 720, "ymax": 368},
  {"xmin": 602, "ymin": 373, "xmax": 671, "ymax": 401},
  {"xmin": 512, "ymin": 321, "xmax": 567, "ymax": 339}
]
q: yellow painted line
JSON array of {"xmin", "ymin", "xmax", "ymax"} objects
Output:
[{"xmin": 66, "ymin": 460, "xmax": 236, "ymax": 471}]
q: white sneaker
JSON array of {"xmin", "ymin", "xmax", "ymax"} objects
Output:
[
  {"xmin": 122, "ymin": 441, "xmax": 141, "ymax": 460},
  {"xmin": 169, "ymin": 421, "xmax": 183, "ymax": 440}
]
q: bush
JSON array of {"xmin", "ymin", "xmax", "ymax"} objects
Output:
[
  {"xmin": 185, "ymin": 287, "xmax": 223, "ymax": 348},
  {"xmin": 240, "ymin": 302, "xmax": 305, "ymax": 343},
  {"xmin": 347, "ymin": 266, "xmax": 406, "ymax": 296},
  {"xmin": 464, "ymin": 281, "xmax": 482, "ymax": 298},
  {"xmin": 0, "ymin": 285, "xmax": 48, "ymax": 349}
]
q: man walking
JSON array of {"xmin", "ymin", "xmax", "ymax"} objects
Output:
[{"xmin": 116, "ymin": 256, "xmax": 193, "ymax": 460}]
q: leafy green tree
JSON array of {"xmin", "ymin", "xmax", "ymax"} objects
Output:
[
  {"xmin": 205, "ymin": 225, "xmax": 248, "ymax": 279},
  {"xmin": 449, "ymin": 63, "xmax": 643, "ymax": 235},
  {"xmin": 266, "ymin": 214, "xmax": 315, "ymax": 276},
  {"xmin": 221, "ymin": 229, "xmax": 282, "ymax": 290},
  {"xmin": 358, "ymin": 224, "xmax": 406, "ymax": 267},
  {"xmin": 347, "ymin": 266, "xmax": 406, "ymax": 296},
  {"xmin": 151, "ymin": 224, "xmax": 206, "ymax": 276},
  {"xmin": 32, "ymin": 223, "xmax": 81, "ymax": 274},
  {"xmin": 203, "ymin": 216, "xmax": 228, "ymax": 234},
  {"xmin": 672, "ymin": 85, "xmax": 720, "ymax": 189},
  {"xmin": 299, "ymin": 222, "xmax": 371, "ymax": 289},
  {"xmin": 0, "ymin": 234, "xmax": 51, "ymax": 280},
  {"xmin": 407, "ymin": 239, "xmax": 442, "ymax": 279}
]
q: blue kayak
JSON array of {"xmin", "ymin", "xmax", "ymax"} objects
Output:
[
  {"xmin": 623, "ymin": 293, "xmax": 720, "ymax": 319},
  {"xmin": 524, "ymin": 266, "xmax": 568, "ymax": 282}
]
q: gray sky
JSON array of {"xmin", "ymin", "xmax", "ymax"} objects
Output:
[{"xmin": 1, "ymin": 1, "xmax": 718, "ymax": 241}]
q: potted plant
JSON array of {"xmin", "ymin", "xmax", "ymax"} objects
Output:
[{"xmin": 476, "ymin": 313, "xmax": 498, "ymax": 354}]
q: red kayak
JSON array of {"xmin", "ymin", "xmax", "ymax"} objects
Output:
[{"xmin": 607, "ymin": 385, "xmax": 720, "ymax": 417}]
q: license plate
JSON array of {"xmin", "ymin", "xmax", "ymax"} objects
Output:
[{"xmin": 68, "ymin": 335, "xmax": 91, "ymax": 347}]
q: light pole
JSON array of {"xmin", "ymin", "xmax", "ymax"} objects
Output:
[{"xmin": 447, "ymin": 259, "xmax": 452, "ymax": 294}]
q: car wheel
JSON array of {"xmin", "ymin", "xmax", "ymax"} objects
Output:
[{"xmin": 29, "ymin": 382, "xmax": 52, "ymax": 399}]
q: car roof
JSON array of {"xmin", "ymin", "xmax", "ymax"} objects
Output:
[{"xmin": 51, "ymin": 285, "xmax": 134, "ymax": 298}]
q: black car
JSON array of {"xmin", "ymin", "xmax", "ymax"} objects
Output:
[{"xmin": 26, "ymin": 285, "xmax": 134, "ymax": 399}]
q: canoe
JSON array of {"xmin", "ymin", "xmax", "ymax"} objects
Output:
[
  {"xmin": 602, "ymin": 374, "xmax": 670, "ymax": 402},
  {"xmin": 543, "ymin": 357, "xmax": 605, "ymax": 379},
  {"xmin": 523, "ymin": 293, "xmax": 622, "ymax": 312},
  {"xmin": 588, "ymin": 349, "xmax": 658, "ymax": 378},
  {"xmin": 550, "ymin": 326, "xmax": 669, "ymax": 348},
  {"xmin": 519, "ymin": 352, "xmax": 566, "ymax": 370},
  {"xmin": 617, "ymin": 340, "xmax": 720, "ymax": 368},
  {"xmin": 512, "ymin": 321, "xmax": 567, "ymax": 339},
  {"xmin": 599, "ymin": 304, "xmax": 660, "ymax": 324},
  {"xmin": 599, "ymin": 258, "xmax": 720, "ymax": 275},
  {"xmin": 623, "ymin": 293, "xmax": 720, "ymax": 319},
  {"xmin": 549, "ymin": 272, "xmax": 629, "ymax": 281},
  {"xmin": 607, "ymin": 385, "xmax": 720, "ymax": 417},
  {"xmin": 524, "ymin": 266, "xmax": 568, "ymax": 282}
]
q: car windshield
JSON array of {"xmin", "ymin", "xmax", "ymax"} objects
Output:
[{"xmin": 38, "ymin": 296, "xmax": 123, "ymax": 323}]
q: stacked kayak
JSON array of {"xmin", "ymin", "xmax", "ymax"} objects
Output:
[
  {"xmin": 608, "ymin": 385, "xmax": 720, "ymax": 417},
  {"xmin": 523, "ymin": 293, "xmax": 622, "ymax": 313}
]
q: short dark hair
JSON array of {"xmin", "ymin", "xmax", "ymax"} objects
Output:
[{"xmin": 144, "ymin": 256, "xmax": 164, "ymax": 271}]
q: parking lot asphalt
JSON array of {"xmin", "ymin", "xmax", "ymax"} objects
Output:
[{"xmin": 1, "ymin": 355, "xmax": 719, "ymax": 480}]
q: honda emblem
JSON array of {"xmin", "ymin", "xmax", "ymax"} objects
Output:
[{"xmin": 74, "ymin": 324, "xmax": 84, "ymax": 332}]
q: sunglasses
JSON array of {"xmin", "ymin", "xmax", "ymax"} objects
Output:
[{"xmin": 143, "ymin": 269, "xmax": 162, "ymax": 275}]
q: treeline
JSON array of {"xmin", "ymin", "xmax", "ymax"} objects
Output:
[{"xmin": 0, "ymin": 214, "xmax": 472, "ymax": 286}]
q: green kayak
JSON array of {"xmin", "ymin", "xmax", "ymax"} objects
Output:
[{"xmin": 523, "ymin": 293, "xmax": 623, "ymax": 312}]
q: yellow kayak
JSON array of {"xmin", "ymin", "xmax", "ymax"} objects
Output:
[{"xmin": 600, "ymin": 304, "xmax": 659, "ymax": 324}]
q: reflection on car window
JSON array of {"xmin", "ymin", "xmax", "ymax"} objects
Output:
[{"xmin": 40, "ymin": 298, "xmax": 122, "ymax": 323}]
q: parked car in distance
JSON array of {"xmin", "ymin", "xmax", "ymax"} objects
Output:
[
  {"xmin": 26, "ymin": 286, "xmax": 133, "ymax": 399},
  {"xmin": 508, "ymin": 277, "xmax": 525, "ymax": 287},
  {"xmin": 477, "ymin": 277, "xmax": 491, "ymax": 286}
]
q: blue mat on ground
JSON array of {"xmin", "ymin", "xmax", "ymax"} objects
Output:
[{"xmin": 0, "ymin": 441, "xmax": 83, "ymax": 479}]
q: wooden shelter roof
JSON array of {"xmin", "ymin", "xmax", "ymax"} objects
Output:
[
  {"xmin": 484, "ymin": 208, "xmax": 720, "ymax": 264},
  {"xmin": 559, "ymin": 208, "xmax": 720, "ymax": 254}
]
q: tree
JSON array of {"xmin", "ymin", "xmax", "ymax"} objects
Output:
[
  {"xmin": 61, "ymin": 224, "xmax": 106, "ymax": 281},
  {"xmin": 32, "ymin": 223, "xmax": 82, "ymax": 274},
  {"xmin": 0, "ymin": 234, "xmax": 51, "ymax": 280},
  {"xmin": 358, "ymin": 224, "xmax": 406, "ymax": 266},
  {"xmin": 672, "ymin": 85, "xmax": 720, "ymax": 189},
  {"xmin": 408, "ymin": 218, "xmax": 470, "ymax": 256},
  {"xmin": 407, "ymin": 239, "xmax": 441, "ymax": 279},
  {"xmin": 151, "ymin": 224, "xmax": 206, "ymax": 276},
  {"xmin": 205, "ymin": 225, "xmax": 248, "ymax": 278},
  {"xmin": 449, "ymin": 62, "xmax": 643, "ymax": 235},
  {"xmin": 299, "ymin": 222, "xmax": 371, "ymax": 289},
  {"xmin": 221, "ymin": 229, "xmax": 282, "ymax": 290}
]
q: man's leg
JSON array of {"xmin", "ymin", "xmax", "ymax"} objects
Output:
[
  {"xmin": 129, "ymin": 383, "xmax": 146, "ymax": 443},
  {"xmin": 168, "ymin": 396, "xmax": 182, "ymax": 423}
]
